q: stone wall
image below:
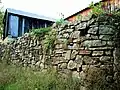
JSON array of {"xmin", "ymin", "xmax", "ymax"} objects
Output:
[{"xmin": 1, "ymin": 14, "xmax": 120, "ymax": 89}]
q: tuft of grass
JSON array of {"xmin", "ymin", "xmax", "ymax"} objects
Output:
[{"xmin": 0, "ymin": 63, "xmax": 81, "ymax": 90}]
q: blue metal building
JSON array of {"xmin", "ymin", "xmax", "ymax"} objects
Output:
[{"xmin": 3, "ymin": 8, "xmax": 55, "ymax": 39}]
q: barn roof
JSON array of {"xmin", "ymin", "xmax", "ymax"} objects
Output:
[{"xmin": 6, "ymin": 8, "xmax": 56, "ymax": 22}]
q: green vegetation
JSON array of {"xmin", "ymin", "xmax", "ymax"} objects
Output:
[
  {"xmin": 0, "ymin": 7, "xmax": 4, "ymax": 38},
  {"xmin": 89, "ymin": 2, "xmax": 104, "ymax": 16},
  {"xmin": 42, "ymin": 29, "xmax": 57, "ymax": 53},
  {"xmin": 0, "ymin": 63, "xmax": 81, "ymax": 90},
  {"xmin": 30, "ymin": 27, "xmax": 51, "ymax": 37}
]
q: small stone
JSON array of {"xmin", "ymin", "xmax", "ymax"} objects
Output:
[
  {"xmin": 55, "ymin": 44, "xmax": 63, "ymax": 49},
  {"xmin": 100, "ymin": 56, "xmax": 112, "ymax": 62},
  {"xmin": 67, "ymin": 60, "xmax": 77, "ymax": 70},
  {"xmin": 55, "ymin": 49, "xmax": 63, "ymax": 54},
  {"xmin": 83, "ymin": 40, "xmax": 106, "ymax": 47},
  {"xmin": 106, "ymin": 75, "xmax": 113, "ymax": 83},
  {"xmin": 92, "ymin": 51, "xmax": 104, "ymax": 56},
  {"xmin": 70, "ymin": 31, "xmax": 80, "ymax": 39},
  {"xmin": 40, "ymin": 63, "xmax": 44, "ymax": 69},
  {"xmin": 79, "ymin": 50, "xmax": 91, "ymax": 55},
  {"xmin": 35, "ymin": 61, "xmax": 41, "ymax": 67},
  {"xmin": 107, "ymin": 41, "xmax": 114, "ymax": 46},
  {"xmin": 60, "ymin": 63, "xmax": 67, "ymax": 69},
  {"xmin": 83, "ymin": 56, "xmax": 93, "ymax": 65},
  {"xmin": 76, "ymin": 22, "xmax": 87, "ymax": 30},
  {"xmin": 88, "ymin": 27, "xmax": 98, "ymax": 34},
  {"xmin": 99, "ymin": 35, "xmax": 112, "ymax": 40},
  {"xmin": 71, "ymin": 50, "xmax": 78, "ymax": 60},
  {"xmin": 65, "ymin": 50, "xmax": 71, "ymax": 60},
  {"xmin": 63, "ymin": 33, "xmax": 69, "ymax": 38},
  {"xmin": 72, "ymin": 43, "xmax": 79, "ymax": 49},
  {"xmin": 99, "ymin": 25, "xmax": 114, "ymax": 35},
  {"xmin": 105, "ymin": 51, "xmax": 112, "ymax": 55},
  {"xmin": 66, "ymin": 29, "xmax": 74, "ymax": 33}
]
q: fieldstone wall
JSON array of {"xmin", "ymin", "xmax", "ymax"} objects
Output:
[{"xmin": 1, "ymin": 14, "xmax": 120, "ymax": 89}]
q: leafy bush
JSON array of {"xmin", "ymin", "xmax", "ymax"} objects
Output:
[
  {"xmin": 0, "ymin": 63, "xmax": 81, "ymax": 90},
  {"xmin": 30, "ymin": 27, "xmax": 51, "ymax": 37},
  {"xmin": 42, "ymin": 29, "xmax": 57, "ymax": 54},
  {"xmin": 89, "ymin": 2, "xmax": 104, "ymax": 16}
]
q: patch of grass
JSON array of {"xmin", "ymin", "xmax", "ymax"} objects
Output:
[{"xmin": 0, "ymin": 63, "xmax": 81, "ymax": 90}]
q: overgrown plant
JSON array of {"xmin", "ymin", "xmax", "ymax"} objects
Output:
[
  {"xmin": 89, "ymin": 2, "xmax": 104, "ymax": 16},
  {"xmin": 30, "ymin": 27, "xmax": 51, "ymax": 37},
  {"xmin": 0, "ymin": 63, "xmax": 81, "ymax": 90},
  {"xmin": 42, "ymin": 29, "xmax": 57, "ymax": 54},
  {"xmin": 0, "ymin": 7, "xmax": 4, "ymax": 38}
]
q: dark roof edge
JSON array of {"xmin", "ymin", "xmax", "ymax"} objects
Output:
[
  {"xmin": 6, "ymin": 8, "xmax": 56, "ymax": 22},
  {"xmin": 64, "ymin": 0, "xmax": 107, "ymax": 20}
]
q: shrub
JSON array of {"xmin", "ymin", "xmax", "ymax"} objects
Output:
[
  {"xmin": 30, "ymin": 27, "xmax": 51, "ymax": 37},
  {"xmin": 42, "ymin": 29, "xmax": 57, "ymax": 54}
]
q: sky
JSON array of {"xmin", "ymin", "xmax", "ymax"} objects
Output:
[{"xmin": 1, "ymin": 0, "xmax": 101, "ymax": 19}]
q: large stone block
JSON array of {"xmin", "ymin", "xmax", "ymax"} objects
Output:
[
  {"xmin": 83, "ymin": 40, "xmax": 106, "ymax": 47},
  {"xmin": 92, "ymin": 51, "xmax": 104, "ymax": 56},
  {"xmin": 65, "ymin": 50, "xmax": 71, "ymax": 60},
  {"xmin": 88, "ymin": 27, "xmax": 98, "ymax": 34},
  {"xmin": 99, "ymin": 25, "xmax": 114, "ymax": 35},
  {"xmin": 76, "ymin": 22, "xmax": 87, "ymax": 30},
  {"xmin": 70, "ymin": 31, "xmax": 80, "ymax": 39},
  {"xmin": 99, "ymin": 35, "xmax": 112, "ymax": 40},
  {"xmin": 71, "ymin": 50, "xmax": 78, "ymax": 60}
]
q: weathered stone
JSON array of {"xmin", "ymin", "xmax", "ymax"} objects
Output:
[
  {"xmin": 35, "ymin": 61, "xmax": 41, "ymax": 67},
  {"xmin": 92, "ymin": 51, "xmax": 104, "ymax": 56},
  {"xmin": 55, "ymin": 44, "xmax": 63, "ymax": 49},
  {"xmin": 70, "ymin": 31, "xmax": 80, "ymax": 38},
  {"xmin": 106, "ymin": 75, "xmax": 113, "ymax": 83},
  {"xmin": 99, "ymin": 25, "xmax": 114, "ymax": 34},
  {"xmin": 75, "ymin": 55, "xmax": 82, "ymax": 64},
  {"xmin": 66, "ymin": 29, "xmax": 74, "ymax": 33},
  {"xmin": 63, "ymin": 33, "xmax": 69, "ymax": 38},
  {"xmin": 105, "ymin": 50, "xmax": 112, "ymax": 55},
  {"xmin": 88, "ymin": 27, "xmax": 98, "ymax": 34},
  {"xmin": 88, "ymin": 47, "xmax": 114, "ymax": 50},
  {"xmin": 65, "ymin": 50, "xmax": 71, "ymax": 60},
  {"xmin": 79, "ymin": 50, "xmax": 91, "ymax": 55},
  {"xmin": 83, "ymin": 40, "xmax": 106, "ymax": 47},
  {"xmin": 82, "ymin": 65, "xmax": 89, "ymax": 71},
  {"xmin": 99, "ymin": 35, "xmax": 112, "ymax": 40},
  {"xmin": 100, "ymin": 56, "xmax": 112, "ymax": 62},
  {"xmin": 67, "ymin": 60, "xmax": 77, "ymax": 70},
  {"xmin": 107, "ymin": 41, "xmax": 114, "ymax": 46},
  {"xmin": 71, "ymin": 50, "xmax": 78, "ymax": 60},
  {"xmin": 76, "ymin": 22, "xmax": 87, "ymax": 30},
  {"xmin": 60, "ymin": 63, "xmax": 67, "ymax": 69},
  {"xmin": 55, "ymin": 49, "xmax": 63, "ymax": 54},
  {"xmin": 86, "ymin": 34, "xmax": 98, "ymax": 40},
  {"xmin": 72, "ymin": 43, "xmax": 79, "ymax": 49},
  {"xmin": 83, "ymin": 56, "xmax": 93, "ymax": 65},
  {"xmin": 40, "ymin": 63, "xmax": 44, "ymax": 69}
]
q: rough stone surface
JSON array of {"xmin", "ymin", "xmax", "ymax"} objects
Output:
[
  {"xmin": 67, "ymin": 60, "xmax": 77, "ymax": 70},
  {"xmin": 1, "ymin": 14, "xmax": 120, "ymax": 89}
]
